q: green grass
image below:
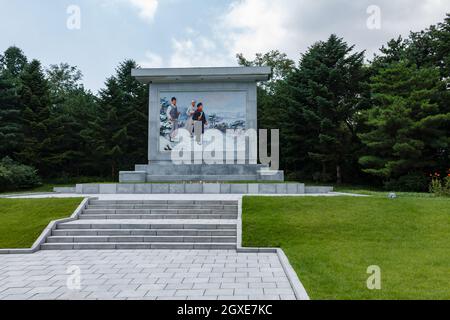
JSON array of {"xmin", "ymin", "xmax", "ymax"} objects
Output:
[
  {"xmin": 0, "ymin": 198, "xmax": 83, "ymax": 249},
  {"xmin": 242, "ymin": 195, "xmax": 450, "ymax": 300}
]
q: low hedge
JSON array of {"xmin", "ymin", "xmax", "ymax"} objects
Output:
[{"xmin": 0, "ymin": 157, "xmax": 41, "ymax": 192}]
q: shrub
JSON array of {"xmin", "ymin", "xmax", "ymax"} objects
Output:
[
  {"xmin": 429, "ymin": 177, "xmax": 450, "ymax": 197},
  {"xmin": 0, "ymin": 157, "xmax": 41, "ymax": 192},
  {"xmin": 384, "ymin": 173, "xmax": 429, "ymax": 192}
]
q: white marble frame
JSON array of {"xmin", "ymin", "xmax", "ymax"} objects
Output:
[{"xmin": 148, "ymin": 82, "xmax": 258, "ymax": 163}]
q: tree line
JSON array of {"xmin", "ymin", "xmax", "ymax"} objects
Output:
[
  {"xmin": 239, "ymin": 14, "xmax": 449, "ymax": 191},
  {"xmin": 0, "ymin": 51, "xmax": 148, "ymax": 184},
  {"xmin": 0, "ymin": 14, "xmax": 449, "ymax": 191}
]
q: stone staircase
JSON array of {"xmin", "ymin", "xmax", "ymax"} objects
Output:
[{"xmin": 41, "ymin": 199, "xmax": 238, "ymax": 250}]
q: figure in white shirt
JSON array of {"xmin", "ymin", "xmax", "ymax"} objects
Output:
[
  {"xmin": 166, "ymin": 97, "xmax": 181, "ymax": 142},
  {"xmin": 185, "ymin": 100, "xmax": 196, "ymax": 137}
]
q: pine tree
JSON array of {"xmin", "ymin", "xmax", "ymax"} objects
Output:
[
  {"xmin": 236, "ymin": 51, "xmax": 296, "ymax": 175},
  {"xmin": 113, "ymin": 60, "xmax": 148, "ymax": 167},
  {"xmin": 43, "ymin": 63, "xmax": 96, "ymax": 177},
  {"xmin": 0, "ymin": 74, "xmax": 22, "ymax": 158},
  {"xmin": 17, "ymin": 60, "xmax": 51, "ymax": 174},
  {"xmin": 284, "ymin": 35, "xmax": 369, "ymax": 183},
  {"xmin": 0, "ymin": 46, "xmax": 28, "ymax": 79},
  {"xmin": 0, "ymin": 46, "xmax": 28, "ymax": 159},
  {"xmin": 85, "ymin": 77, "xmax": 127, "ymax": 179},
  {"xmin": 359, "ymin": 60, "xmax": 449, "ymax": 183}
]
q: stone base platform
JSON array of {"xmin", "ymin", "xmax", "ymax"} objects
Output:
[
  {"xmin": 119, "ymin": 163, "xmax": 285, "ymax": 182},
  {"xmin": 54, "ymin": 183, "xmax": 334, "ymax": 195}
]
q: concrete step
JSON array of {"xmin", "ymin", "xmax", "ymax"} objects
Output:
[
  {"xmin": 78, "ymin": 214, "xmax": 237, "ymax": 220},
  {"xmin": 52, "ymin": 229, "xmax": 237, "ymax": 237},
  {"xmin": 89, "ymin": 200, "xmax": 238, "ymax": 206},
  {"xmin": 86, "ymin": 205, "xmax": 238, "ymax": 210},
  {"xmin": 57, "ymin": 221, "xmax": 237, "ymax": 230},
  {"xmin": 146, "ymin": 175, "xmax": 259, "ymax": 182},
  {"xmin": 46, "ymin": 235, "xmax": 236, "ymax": 244},
  {"xmin": 83, "ymin": 209, "xmax": 237, "ymax": 215},
  {"xmin": 142, "ymin": 164, "xmax": 265, "ymax": 175},
  {"xmin": 41, "ymin": 242, "xmax": 237, "ymax": 250}
]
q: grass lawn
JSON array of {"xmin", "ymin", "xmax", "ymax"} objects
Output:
[
  {"xmin": 0, "ymin": 198, "xmax": 83, "ymax": 249},
  {"xmin": 242, "ymin": 195, "xmax": 450, "ymax": 300}
]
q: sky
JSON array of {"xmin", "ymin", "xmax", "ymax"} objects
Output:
[{"xmin": 0, "ymin": 0, "xmax": 449, "ymax": 92}]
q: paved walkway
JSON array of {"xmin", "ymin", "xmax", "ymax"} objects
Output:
[{"xmin": 0, "ymin": 250, "xmax": 296, "ymax": 300}]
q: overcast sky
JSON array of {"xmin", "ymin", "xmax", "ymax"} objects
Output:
[{"xmin": 0, "ymin": 0, "xmax": 449, "ymax": 92}]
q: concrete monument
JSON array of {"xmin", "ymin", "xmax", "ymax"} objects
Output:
[{"xmin": 119, "ymin": 67, "xmax": 284, "ymax": 182}]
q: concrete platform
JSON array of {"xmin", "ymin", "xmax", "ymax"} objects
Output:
[{"xmin": 53, "ymin": 183, "xmax": 334, "ymax": 195}]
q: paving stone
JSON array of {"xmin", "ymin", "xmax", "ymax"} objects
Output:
[
  {"xmin": 165, "ymin": 283, "xmax": 194, "ymax": 290},
  {"xmin": 116, "ymin": 290, "xmax": 149, "ymax": 298},
  {"xmin": 209, "ymin": 277, "xmax": 235, "ymax": 283},
  {"xmin": 204, "ymin": 289, "xmax": 234, "ymax": 296},
  {"xmin": 282, "ymin": 294, "xmax": 298, "ymax": 300},
  {"xmin": 27, "ymin": 287, "xmax": 59, "ymax": 295},
  {"xmin": 263, "ymin": 288, "xmax": 295, "ymax": 295},
  {"xmin": 139, "ymin": 284, "xmax": 166, "ymax": 291},
  {"xmin": 0, "ymin": 248, "xmax": 295, "ymax": 300},
  {"xmin": 250, "ymin": 295, "xmax": 281, "ymax": 300},
  {"xmin": 145, "ymin": 289, "xmax": 176, "ymax": 298},
  {"xmin": 182, "ymin": 277, "xmax": 209, "ymax": 284},
  {"xmin": 87, "ymin": 291, "xmax": 120, "ymax": 299},
  {"xmin": 234, "ymin": 288, "xmax": 264, "ymax": 296},
  {"xmin": 219, "ymin": 295, "xmax": 249, "ymax": 300},
  {"xmin": 0, "ymin": 287, "xmax": 32, "ymax": 295},
  {"xmin": 249, "ymin": 282, "xmax": 277, "ymax": 289},
  {"xmin": 175, "ymin": 289, "xmax": 205, "ymax": 297},
  {"xmin": 189, "ymin": 296, "xmax": 218, "ymax": 300},
  {"xmin": 236, "ymin": 277, "xmax": 262, "ymax": 283},
  {"xmin": 192, "ymin": 283, "xmax": 221, "ymax": 289},
  {"xmin": 220, "ymin": 282, "xmax": 249, "ymax": 289}
]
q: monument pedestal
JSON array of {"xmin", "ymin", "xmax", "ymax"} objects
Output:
[{"xmin": 120, "ymin": 163, "xmax": 284, "ymax": 183}]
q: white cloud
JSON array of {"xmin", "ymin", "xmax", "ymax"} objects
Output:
[
  {"xmin": 132, "ymin": 0, "xmax": 449, "ymax": 69},
  {"xmin": 164, "ymin": 0, "xmax": 450, "ymax": 68},
  {"xmin": 169, "ymin": 34, "xmax": 232, "ymax": 68},
  {"xmin": 219, "ymin": 0, "xmax": 293, "ymax": 58},
  {"xmin": 218, "ymin": 0, "xmax": 450, "ymax": 60},
  {"xmin": 127, "ymin": 0, "xmax": 159, "ymax": 21},
  {"xmin": 139, "ymin": 51, "xmax": 164, "ymax": 68}
]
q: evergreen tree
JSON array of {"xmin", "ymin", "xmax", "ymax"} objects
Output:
[
  {"xmin": 113, "ymin": 60, "xmax": 148, "ymax": 167},
  {"xmin": 359, "ymin": 60, "xmax": 449, "ymax": 185},
  {"xmin": 44, "ymin": 64, "xmax": 97, "ymax": 177},
  {"xmin": 0, "ymin": 73, "xmax": 22, "ymax": 158},
  {"xmin": 17, "ymin": 60, "xmax": 51, "ymax": 175},
  {"xmin": 86, "ymin": 60, "xmax": 148, "ymax": 179},
  {"xmin": 85, "ymin": 77, "xmax": 127, "ymax": 179},
  {"xmin": 0, "ymin": 46, "xmax": 28, "ymax": 159},
  {"xmin": 284, "ymin": 35, "xmax": 369, "ymax": 183},
  {"xmin": 407, "ymin": 14, "xmax": 450, "ymax": 78},
  {"xmin": 46, "ymin": 63, "xmax": 83, "ymax": 107},
  {"xmin": 236, "ymin": 51, "xmax": 296, "ymax": 174},
  {"xmin": 0, "ymin": 46, "xmax": 28, "ymax": 79},
  {"xmin": 371, "ymin": 37, "xmax": 408, "ymax": 71}
]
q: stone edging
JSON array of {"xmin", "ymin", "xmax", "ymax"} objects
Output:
[
  {"xmin": 0, "ymin": 192, "xmax": 56, "ymax": 199},
  {"xmin": 0, "ymin": 198, "xmax": 92, "ymax": 255},
  {"xmin": 54, "ymin": 183, "xmax": 336, "ymax": 195},
  {"xmin": 235, "ymin": 197, "xmax": 310, "ymax": 301}
]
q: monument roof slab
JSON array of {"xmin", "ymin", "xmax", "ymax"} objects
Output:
[{"xmin": 131, "ymin": 67, "xmax": 272, "ymax": 83}]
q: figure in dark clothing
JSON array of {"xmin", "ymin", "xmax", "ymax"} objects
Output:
[
  {"xmin": 192, "ymin": 103, "xmax": 208, "ymax": 134},
  {"xmin": 192, "ymin": 103, "xmax": 208, "ymax": 144}
]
